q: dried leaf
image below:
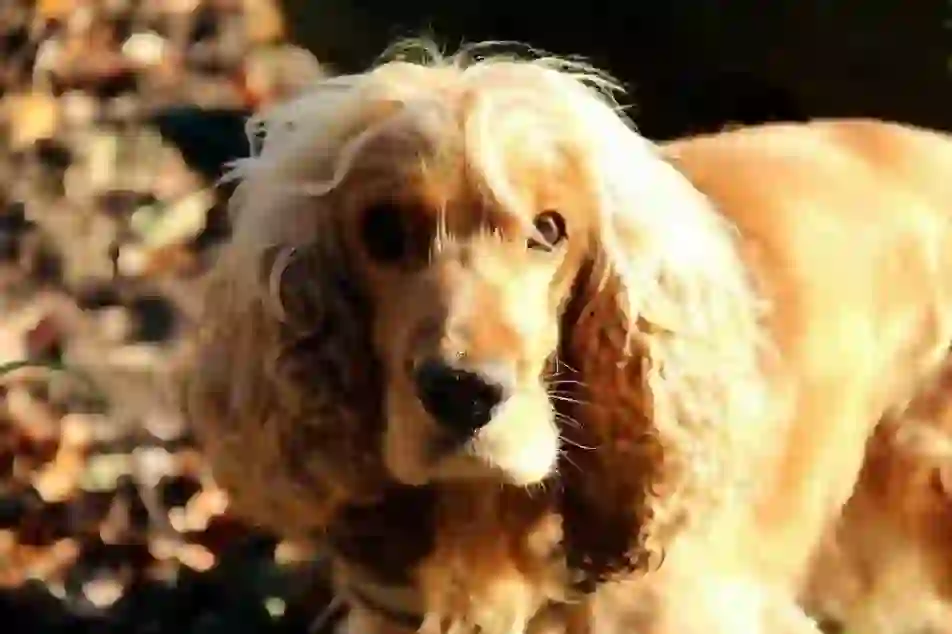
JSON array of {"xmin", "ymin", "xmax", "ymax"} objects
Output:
[
  {"xmin": 32, "ymin": 445, "xmax": 85, "ymax": 503},
  {"xmin": 175, "ymin": 543, "xmax": 215, "ymax": 571},
  {"xmin": 83, "ymin": 575, "xmax": 124, "ymax": 608},
  {"xmin": 5, "ymin": 93, "xmax": 60, "ymax": 151}
]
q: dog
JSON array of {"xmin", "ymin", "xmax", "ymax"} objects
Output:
[{"xmin": 181, "ymin": 41, "xmax": 952, "ymax": 634}]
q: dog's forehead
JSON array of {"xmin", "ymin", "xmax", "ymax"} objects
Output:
[
  {"xmin": 407, "ymin": 152, "xmax": 585, "ymax": 238},
  {"xmin": 347, "ymin": 100, "xmax": 588, "ymax": 235}
]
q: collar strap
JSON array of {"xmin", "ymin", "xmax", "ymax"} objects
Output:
[
  {"xmin": 347, "ymin": 583, "xmax": 425, "ymax": 630},
  {"xmin": 333, "ymin": 555, "xmax": 591, "ymax": 631}
]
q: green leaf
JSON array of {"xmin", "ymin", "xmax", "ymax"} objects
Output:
[{"xmin": 0, "ymin": 359, "xmax": 111, "ymax": 409}]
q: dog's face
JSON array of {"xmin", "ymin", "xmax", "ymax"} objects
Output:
[
  {"xmin": 326, "ymin": 95, "xmax": 598, "ymax": 486},
  {"xmin": 196, "ymin": 48, "xmax": 766, "ymax": 586}
]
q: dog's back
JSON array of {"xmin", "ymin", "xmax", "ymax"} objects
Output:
[
  {"xmin": 804, "ymin": 122, "xmax": 952, "ymax": 633},
  {"xmin": 665, "ymin": 119, "xmax": 952, "ymax": 634}
]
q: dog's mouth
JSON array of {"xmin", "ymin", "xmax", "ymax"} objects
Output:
[{"xmin": 430, "ymin": 431, "xmax": 559, "ymax": 487}]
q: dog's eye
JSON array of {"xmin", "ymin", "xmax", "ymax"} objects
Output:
[
  {"xmin": 528, "ymin": 210, "xmax": 567, "ymax": 251},
  {"xmin": 360, "ymin": 203, "xmax": 407, "ymax": 264}
]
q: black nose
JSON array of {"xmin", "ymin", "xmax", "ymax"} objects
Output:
[{"xmin": 413, "ymin": 359, "xmax": 505, "ymax": 435}]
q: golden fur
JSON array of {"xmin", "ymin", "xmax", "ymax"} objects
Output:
[
  {"xmin": 805, "ymin": 357, "xmax": 952, "ymax": 633},
  {"xmin": 182, "ymin": 41, "xmax": 952, "ymax": 634}
]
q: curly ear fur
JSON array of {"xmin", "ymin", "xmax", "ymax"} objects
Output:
[
  {"xmin": 182, "ymin": 120, "xmax": 394, "ymax": 536},
  {"xmin": 552, "ymin": 92, "xmax": 775, "ymax": 587}
]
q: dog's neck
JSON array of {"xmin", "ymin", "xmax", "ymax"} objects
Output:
[
  {"xmin": 327, "ymin": 479, "xmax": 574, "ymax": 633},
  {"xmin": 328, "ymin": 484, "xmax": 438, "ymax": 586}
]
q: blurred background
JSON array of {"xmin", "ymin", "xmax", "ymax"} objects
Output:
[{"xmin": 0, "ymin": 1, "xmax": 949, "ymax": 633}]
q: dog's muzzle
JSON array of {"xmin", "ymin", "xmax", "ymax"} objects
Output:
[{"xmin": 413, "ymin": 358, "xmax": 506, "ymax": 437}]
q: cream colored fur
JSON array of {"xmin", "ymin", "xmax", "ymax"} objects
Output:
[{"xmin": 184, "ymin": 40, "xmax": 952, "ymax": 634}]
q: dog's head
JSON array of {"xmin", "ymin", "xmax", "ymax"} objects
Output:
[{"xmin": 186, "ymin": 41, "xmax": 769, "ymax": 583}]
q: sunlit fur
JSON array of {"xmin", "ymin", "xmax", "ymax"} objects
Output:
[
  {"xmin": 805, "ymin": 355, "xmax": 952, "ymax": 634},
  {"xmin": 183, "ymin": 39, "xmax": 952, "ymax": 634}
]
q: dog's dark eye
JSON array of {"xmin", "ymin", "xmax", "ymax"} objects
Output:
[
  {"xmin": 360, "ymin": 203, "xmax": 407, "ymax": 264},
  {"xmin": 528, "ymin": 210, "xmax": 567, "ymax": 251}
]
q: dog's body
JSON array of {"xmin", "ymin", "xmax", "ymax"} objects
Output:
[
  {"xmin": 631, "ymin": 120, "xmax": 952, "ymax": 634},
  {"xmin": 183, "ymin": 44, "xmax": 952, "ymax": 634}
]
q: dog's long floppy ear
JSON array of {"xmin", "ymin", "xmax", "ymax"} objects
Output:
[
  {"xmin": 182, "ymin": 236, "xmax": 390, "ymax": 538},
  {"xmin": 549, "ymin": 78, "xmax": 772, "ymax": 590},
  {"xmin": 181, "ymin": 87, "xmax": 392, "ymax": 538}
]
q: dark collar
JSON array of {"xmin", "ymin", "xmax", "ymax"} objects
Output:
[{"xmin": 348, "ymin": 582, "xmax": 425, "ymax": 630}]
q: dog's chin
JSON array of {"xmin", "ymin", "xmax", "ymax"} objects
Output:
[
  {"xmin": 434, "ymin": 438, "xmax": 558, "ymax": 487},
  {"xmin": 384, "ymin": 394, "xmax": 560, "ymax": 487}
]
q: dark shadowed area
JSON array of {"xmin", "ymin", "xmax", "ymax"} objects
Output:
[{"xmin": 280, "ymin": 0, "xmax": 952, "ymax": 137}]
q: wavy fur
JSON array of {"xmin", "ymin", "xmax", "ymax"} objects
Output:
[{"xmin": 183, "ymin": 39, "xmax": 952, "ymax": 634}]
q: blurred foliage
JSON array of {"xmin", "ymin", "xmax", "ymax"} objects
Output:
[{"xmin": 0, "ymin": 1, "xmax": 333, "ymax": 632}]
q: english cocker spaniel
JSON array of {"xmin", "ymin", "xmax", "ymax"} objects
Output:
[{"xmin": 182, "ymin": 41, "xmax": 952, "ymax": 634}]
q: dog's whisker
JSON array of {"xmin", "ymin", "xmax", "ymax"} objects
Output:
[
  {"xmin": 559, "ymin": 434, "xmax": 596, "ymax": 451},
  {"xmin": 552, "ymin": 356, "xmax": 580, "ymax": 374},
  {"xmin": 554, "ymin": 413, "xmax": 584, "ymax": 431},
  {"xmin": 547, "ymin": 393, "xmax": 581, "ymax": 402},
  {"xmin": 557, "ymin": 449, "xmax": 584, "ymax": 473},
  {"xmin": 554, "ymin": 411, "xmax": 581, "ymax": 424},
  {"xmin": 545, "ymin": 378, "xmax": 587, "ymax": 388},
  {"xmin": 549, "ymin": 394, "xmax": 589, "ymax": 407}
]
